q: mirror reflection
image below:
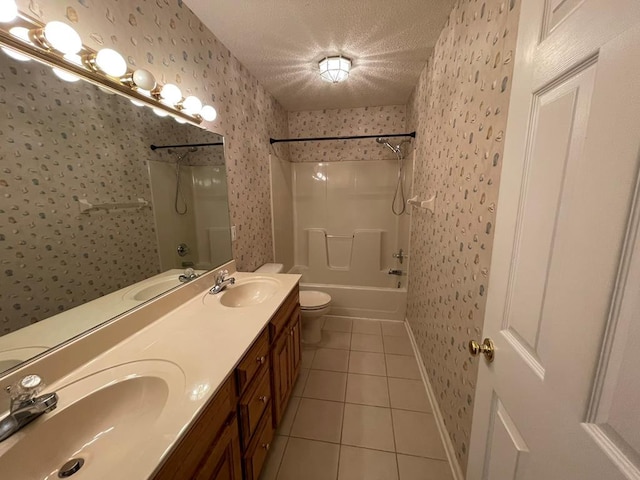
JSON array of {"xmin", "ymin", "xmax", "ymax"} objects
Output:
[{"xmin": 0, "ymin": 50, "xmax": 232, "ymax": 374}]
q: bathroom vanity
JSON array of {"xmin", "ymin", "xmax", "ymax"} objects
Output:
[{"xmin": 0, "ymin": 264, "xmax": 301, "ymax": 480}]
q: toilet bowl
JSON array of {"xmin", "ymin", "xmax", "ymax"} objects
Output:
[
  {"xmin": 254, "ymin": 263, "xmax": 332, "ymax": 344},
  {"xmin": 299, "ymin": 290, "xmax": 331, "ymax": 344}
]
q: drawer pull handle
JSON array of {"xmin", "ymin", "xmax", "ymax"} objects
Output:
[
  {"xmin": 262, "ymin": 443, "xmax": 270, "ymax": 451},
  {"xmin": 258, "ymin": 395, "xmax": 269, "ymax": 403},
  {"xmin": 256, "ymin": 356, "xmax": 266, "ymax": 365}
]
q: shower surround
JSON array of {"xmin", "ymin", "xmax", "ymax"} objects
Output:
[{"xmin": 275, "ymin": 105, "xmax": 412, "ymax": 319}]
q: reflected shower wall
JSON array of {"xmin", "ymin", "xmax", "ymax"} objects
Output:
[
  {"xmin": 293, "ymin": 159, "xmax": 412, "ymax": 288},
  {"xmin": 148, "ymin": 161, "xmax": 231, "ymax": 270}
]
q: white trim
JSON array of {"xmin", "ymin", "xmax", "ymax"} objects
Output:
[{"xmin": 405, "ymin": 318, "xmax": 464, "ymax": 480}]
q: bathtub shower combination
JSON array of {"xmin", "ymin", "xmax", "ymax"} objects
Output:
[
  {"xmin": 285, "ymin": 138, "xmax": 413, "ymax": 322},
  {"xmin": 290, "ymin": 228, "xmax": 407, "ymax": 320}
]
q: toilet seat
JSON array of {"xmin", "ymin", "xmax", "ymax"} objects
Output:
[{"xmin": 300, "ymin": 290, "xmax": 331, "ymax": 311}]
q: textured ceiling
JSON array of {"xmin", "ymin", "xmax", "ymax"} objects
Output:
[{"xmin": 184, "ymin": 0, "xmax": 455, "ymax": 111}]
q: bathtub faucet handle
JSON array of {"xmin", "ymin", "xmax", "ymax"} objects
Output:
[{"xmin": 392, "ymin": 249, "xmax": 407, "ymax": 264}]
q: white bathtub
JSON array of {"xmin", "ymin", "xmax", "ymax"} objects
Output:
[{"xmin": 289, "ymin": 266, "xmax": 407, "ymax": 321}]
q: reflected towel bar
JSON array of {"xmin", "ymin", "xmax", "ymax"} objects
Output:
[
  {"xmin": 78, "ymin": 198, "xmax": 150, "ymax": 214},
  {"xmin": 150, "ymin": 142, "xmax": 223, "ymax": 150},
  {"xmin": 325, "ymin": 234, "xmax": 354, "ymax": 239}
]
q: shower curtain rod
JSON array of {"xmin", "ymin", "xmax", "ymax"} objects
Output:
[
  {"xmin": 149, "ymin": 142, "xmax": 223, "ymax": 150},
  {"xmin": 269, "ymin": 131, "xmax": 416, "ymax": 144}
]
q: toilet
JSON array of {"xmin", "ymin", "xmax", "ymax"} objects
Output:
[{"xmin": 254, "ymin": 263, "xmax": 331, "ymax": 344}]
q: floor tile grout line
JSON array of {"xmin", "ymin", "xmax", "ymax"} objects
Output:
[
  {"xmin": 279, "ymin": 431, "xmax": 449, "ymax": 461},
  {"xmin": 271, "ymin": 435, "xmax": 289, "ymax": 480},
  {"xmin": 387, "ymin": 375, "xmax": 401, "ymax": 480}
]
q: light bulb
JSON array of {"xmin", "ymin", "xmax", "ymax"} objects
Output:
[
  {"xmin": 130, "ymin": 99, "xmax": 145, "ymax": 107},
  {"xmin": 152, "ymin": 107, "xmax": 169, "ymax": 117},
  {"xmin": 3, "ymin": 27, "xmax": 32, "ymax": 61},
  {"xmin": 52, "ymin": 67, "xmax": 80, "ymax": 83},
  {"xmin": 181, "ymin": 95, "xmax": 202, "ymax": 115},
  {"xmin": 10, "ymin": 26, "xmax": 33, "ymax": 44},
  {"xmin": 174, "ymin": 116, "xmax": 187, "ymax": 124},
  {"xmin": 97, "ymin": 85, "xmax": 116, "ymax": 95},
  {"xmin": 63, "ymin": 53, "xmax": 83, "ymax": 66},
  {"xmin": 200, "ymin": 105, "xmax": 217, "ymax": 122},
  {"xmin": 41, "ymin": 21, "xmax": 82, "ymax": 55},
  {"xmin": 1, "ymin": 47, "xmax": 30, "ymax": 62},
  {"xmin": 159, "ymin": 83, "xmax": 182, "ymax": 105},
  {"xmin": 94, "ymin": 48, "xmax": 127, "ymax": 77},
  {"xmin": 0, "ymin": 0, "xmax": 18, "ymax": 23},
  {"xmin": 131, "ymin": 69, "xmax": 156, "ymax": 91}
]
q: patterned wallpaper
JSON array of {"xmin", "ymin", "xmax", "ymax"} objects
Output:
[
  {"xmin": 14, "ymin": 0, "xmax": 290, "ymax": 272},
  {"xmin": 287, "ymin": 105, "xmax": 407, "ymax": 162},
  {"xmin": 405, "ymin": 0, "xmax": 521, "ymax": 472},
  {"xmin": 0, "ymin": 56, "xmax": 225, "ymax": 335}
]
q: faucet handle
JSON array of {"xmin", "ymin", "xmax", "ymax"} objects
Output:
[
  {"xmin": 215, "ymin": 269, "xmax": 229, "ymax": 283},
  {"xmin": 7, "ymin": 374, "xmax": 44, "ymax": 402}
]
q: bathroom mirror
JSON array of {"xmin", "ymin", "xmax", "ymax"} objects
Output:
[{"xmin": 0, "ymin": 49, "xmax": 232, "ymax": 374}]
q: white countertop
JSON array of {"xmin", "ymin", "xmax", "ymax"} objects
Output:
[{"xmin": 0, "ymin": 270, "xmax": 300, "ymax": 480}]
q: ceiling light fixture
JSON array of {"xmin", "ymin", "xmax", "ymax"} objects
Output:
[{"xmin": 319, "ymin": 55, "xmax": 351, "ymax": 84}]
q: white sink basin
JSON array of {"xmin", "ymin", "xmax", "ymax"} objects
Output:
[
  {"xmin": 218, "ymin": 278, "xmax": 280, "ymax": 308},
  {"xmin": 123, "ymin": 278, "xmax": 181, "ymax": 302},
  {"xmin": 0, "ymin": 360, "xmax": 185, "ymax": 479},
  {"xmin": 0, "ymin": 346, "xmax": 49, "ymax": 372}
]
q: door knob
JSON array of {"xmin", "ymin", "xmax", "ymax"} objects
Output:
[{"xmin": 469, "ymin": 338, "xmax": 495, "ymax": 362}]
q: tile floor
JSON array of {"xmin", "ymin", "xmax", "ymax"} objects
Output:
[{"xmin": 259, "ymin": 316, "xmax": 453, "ymax": 480}]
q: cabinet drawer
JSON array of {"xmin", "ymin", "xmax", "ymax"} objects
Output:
[
  {"xmin": 239, "ymin": 367, "xmax": 272, "ymax": 450},
  {"xmin": 269, "ymin": 286, "xmax": 299, "ymax": 342},
  {"xmin": 243, "ymin": 406, "xmax": 275, "ymax": 480},
  {"xmin": 236, "ymin": 329, "xmax": 269, "ymax": 395}
]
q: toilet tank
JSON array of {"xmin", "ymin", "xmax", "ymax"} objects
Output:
[{"xmin": 254, "ymin": 263, "xmax": 284, "ymax": 274}]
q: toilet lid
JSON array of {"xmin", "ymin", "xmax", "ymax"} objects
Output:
[{"xmin": 300, "ymin": 290, "xmax": 331, "ymax": 310}]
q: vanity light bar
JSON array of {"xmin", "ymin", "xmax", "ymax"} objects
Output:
[{"xmin": 0, "ymin": 11, "xmax": 215, "ymax": 126}]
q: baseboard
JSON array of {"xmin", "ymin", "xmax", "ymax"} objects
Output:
[{"xmin": 404, "ymin": 319, "xmax": 465, "ymax": 480}]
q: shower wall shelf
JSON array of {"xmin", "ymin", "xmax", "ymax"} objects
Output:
[
  {"xmin": 407, "ymin": 195, "xmax": 436, "ymax": 214},
  {"xmin": 78, "ymin": 198, "xmax": 150, "ymax": 214}
]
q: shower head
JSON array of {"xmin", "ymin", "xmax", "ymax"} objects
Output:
[{"xmin": 376, "ymin": 137, "xmax": 399, "ymax": 154}]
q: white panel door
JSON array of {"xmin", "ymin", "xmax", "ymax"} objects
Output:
[{"xmin": 467, "ymin": 0, "xmax": 640, "ymax": 478}]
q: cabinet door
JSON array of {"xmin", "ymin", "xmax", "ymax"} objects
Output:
[
  {"xmin": 152, "ymin": 377, "xmax": 236, "ymax": 480},
  {"xmin": 289, "ymin": 307, "xmax": 301, "ymax": 384},
  {"xmin": 194, "ymin": 416, "xmax": 242, "ymax": 480},
  {"xmin": 271, "ymin": 329, "xmax": 291, "ymax": 426},
  {"xmin": 243, "ymin": 406, "xmax": 276, "ymax": 480}
]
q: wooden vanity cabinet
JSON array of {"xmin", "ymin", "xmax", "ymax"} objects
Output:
[
  {"xmin": 269, "ymin": 286, "xmax": 301, "ymax": 427},
  {"xmin": 151, "ymin": 376, "xmax": 242, "ymax": 480},
  {"xmin": 150, "ymin": 284, "xmax": 301, "ymax": 480}
]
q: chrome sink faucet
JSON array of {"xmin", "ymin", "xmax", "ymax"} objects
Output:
[
  {"xmin": 179, "ymin": 267, "xmax": 198, "ymax": 283},
  {"xmin": 0, "ymin": 374, "xmax": 58, "ymax": 442},
  {"xmin": 209, "ymin": 269, "xmax": 235, "ymax": 294}
]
